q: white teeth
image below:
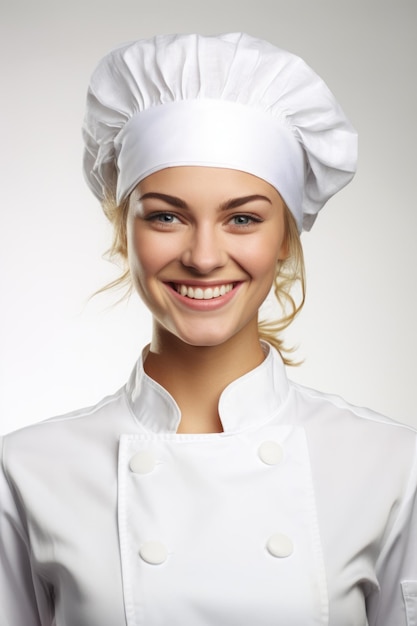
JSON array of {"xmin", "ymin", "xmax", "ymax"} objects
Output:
[{"xmin": 175, "ymin": 283, "xmax": 234, "ymax": 300}]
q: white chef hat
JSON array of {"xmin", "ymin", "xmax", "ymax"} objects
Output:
[{"xmin": 82, "ymin": 33, "xmax": 357, "ymax": 232}]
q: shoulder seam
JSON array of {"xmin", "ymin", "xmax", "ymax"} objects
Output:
[
  {"xmin": 40, "ymin": 387, "xmax": 126, "ymax": 425},
  {"xmin": 290, "ymin": 381, "xmax": 417, "ymax": 434}
]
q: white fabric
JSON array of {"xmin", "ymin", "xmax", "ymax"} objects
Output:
[
  {"xmin": 1, "ymin": 345, "xmax": 416, "ymax": 625},
  {"xmin": 115, "ymin": 99, "xmax": 305, "ymax": 226},
  {"xmin": 82, "ymin": 33, "xmax": 358, "ymax": 231}
]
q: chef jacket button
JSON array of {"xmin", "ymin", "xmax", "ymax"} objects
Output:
[
  {"xmin": 139, "ymin": 541, "xmax": 168, "ymax": 565},
  {"xmin": 266, "ymin": 533, "xmax": 294, "ymax": 558},
  {"xmin": 258, "ymin": 441, "xmax": 283, "ymax": 465},
  {"xmin": 129, "ymin": 451, "xmax": 157, "ymax": 474}
]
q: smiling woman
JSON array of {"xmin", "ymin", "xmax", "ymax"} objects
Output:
[
  {"xmin": 129, "ymin": 168, "xmax": 287, "ymax": 350},
  {"xmin": 1, "ymin": 32, "xmax": 416, "ymax": 626},
  {"xmin": 104, "ymin": 167, "xmax": 305, "ymax": 364},
  {"xmin": 127, "ymin": 167, "xmax": 289, "ymax": 434}
]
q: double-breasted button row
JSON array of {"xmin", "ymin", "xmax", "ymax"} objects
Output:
[
  {"xmin": 257, "ymin": 441, "xmax": 292, "ymax": 556},
  {"xmin": 130, "ymin": 439, "xmax": 293, "ymax": 565},
  {"xmin": 137, "ymin": 533, "xmax": 294, "ymax": 565},
  {"xmin": 129, "ymin": 440, "xmax": 284, "ymax": 475},
  {"xmin": 139, "ymin": 533, "xmax": 294, "ymax": 565}
]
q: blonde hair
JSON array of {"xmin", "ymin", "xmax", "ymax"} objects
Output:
[
  {"xmin": 98, "ymin": 193, "xmax": 305, "ymax": 365},
  {"xmin": 258, "ymin": 207, "xmax": 305, "ymax": 365}
]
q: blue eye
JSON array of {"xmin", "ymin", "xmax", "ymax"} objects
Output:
[
  {"xmin": 148, "ymin": 213, "xmax": 179, "ymax": 224},
  {"xmin": 232, "ymin": 215, "xmax": 251, "ymax": 225},
  {"xmin": 230, "ymin": 214, "xmax": 262, "ymax": 226},
  {"xmin": 157, "ymin": 213, "xmax": 175, "ymax": 223}
]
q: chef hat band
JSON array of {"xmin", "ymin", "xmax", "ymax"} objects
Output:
[
  {"xmin": 83, "ymin": 33, "xmax": 357, "ymax": 232},
  {"xmin": 115, "ymin": 99, "xmax": 305, "ymax": 227}
]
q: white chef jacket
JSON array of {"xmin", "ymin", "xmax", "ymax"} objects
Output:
[{"xmin": 1, "ymin": 343, "xmax": 417, "ymax": 626}]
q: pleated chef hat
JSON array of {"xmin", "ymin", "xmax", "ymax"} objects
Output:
[{"xmin": 83, "ymin": 33, "xmax": 357, "ymax": 232}]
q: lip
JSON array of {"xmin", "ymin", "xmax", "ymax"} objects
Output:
[
  {"xmin": 164, "ymin": 281, "xmax": 243, "ymax": 311},
  {"xmin": 167, "ymin": 280, "xmax": 237, "ymax": 287}
]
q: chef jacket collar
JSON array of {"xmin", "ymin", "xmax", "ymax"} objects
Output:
[{"xmin": 125, "ymin": 342, "xmax": 290, "ymax": 434}]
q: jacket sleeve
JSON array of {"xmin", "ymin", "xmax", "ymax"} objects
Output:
[
  {"xmin": 0, "ymin": 436, "xmax": 53, "ymax": 626},
  {"xmin": 366, "ymin": 434, "xmax": 417, "ymax": 625}
]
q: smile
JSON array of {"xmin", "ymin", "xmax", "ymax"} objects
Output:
[{"xmin": 173, "ymin": 283, "xmax": 234, "ymax": 300}]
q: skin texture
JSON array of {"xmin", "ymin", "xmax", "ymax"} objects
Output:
[{"xmin": 128, "ymin": 166, "xmax": 288, "ymax": 433}]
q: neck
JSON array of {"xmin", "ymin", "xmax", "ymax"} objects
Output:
[{"xmin": 144, "ymin": 321, "xmax": 266, "ymax": 433}]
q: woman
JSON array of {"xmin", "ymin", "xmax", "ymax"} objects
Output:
[{"xmin": 1, "ymin": 33, "xmax": 416, "ymax": 625}]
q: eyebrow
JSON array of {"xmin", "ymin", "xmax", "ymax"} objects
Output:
[{"xmin": 138, "ymin": 192, "xmax": 272, "ymax": 209}]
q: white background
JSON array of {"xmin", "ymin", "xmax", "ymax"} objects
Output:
[{"xmin": 0, "ymin": 0, "xmax": 416, "ymax": 434}]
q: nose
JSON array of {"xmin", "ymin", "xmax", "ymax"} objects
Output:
[{"xmin": 181, "ymin": 224, "xmax": 227, "ymax": 274}]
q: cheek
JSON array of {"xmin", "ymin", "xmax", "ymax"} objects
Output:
[
  {"xmin": 239, "ymin": 233, "xmax": 285, "ymax": 279},
  {"xmin": 126, "ymin": 219, "xmax": 151, "ymax": 292},
  {"xmin": 133, "ymin": 233, "xmax": 156, "ymax": 275},
  {"xmin": 128, "ymin": 224, "xmax": 178, "ymax": 284},
  {"xmin": 250, "ymin": 254, "xmax": 279, "ymax": 287},
  {"xmin": 127, "ymin": 232, "xmax": 161, "ymax": 307}
]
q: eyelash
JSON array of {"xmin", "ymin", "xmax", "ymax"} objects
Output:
[
  {"xmin": 144, "ymin": 212, "xmax": 263, "ymax": 228},
  {"xmin": 229, "ymin": 214, "xmax": 262, "ymax": 227},
  {"xmin": 146, "ymin": 212, "xmax": 180, "ymax": 224}
]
